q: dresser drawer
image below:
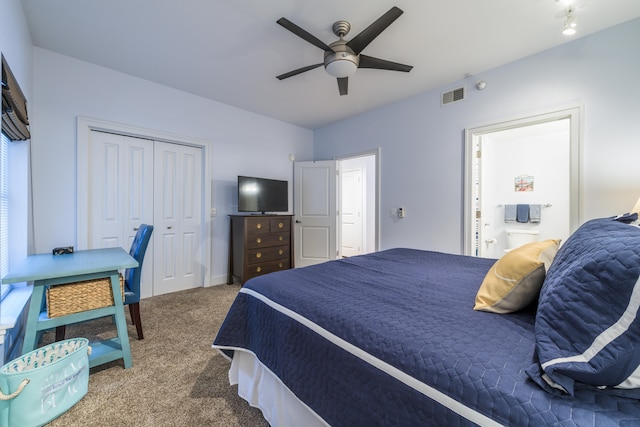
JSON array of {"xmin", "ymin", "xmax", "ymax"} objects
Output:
[
  {"xmin": 245, "ymin": 217, "xmax": 272, "ymax": 234},
  {"xmin": 270, "ymin": 218, "xmax": 290, "ymax": 232},
  {"xmin": 245, "ymin": 259, "xmax": 291, "ymax": 281},
  {"xmin": 247, "ymin": 245, "xmax": 289, "ymax": 265},
  {"xmin": 246, "ymin": 232, "xmax": 290, "ymax": 249}
]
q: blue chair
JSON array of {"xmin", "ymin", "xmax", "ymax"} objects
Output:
[
  {"xmin": 55, "ymin": 224, "xmax": 153, "ymax": 341},
  {"xmin": 124, "ymin": 224, "xmax": 153, "ymax": 340}
]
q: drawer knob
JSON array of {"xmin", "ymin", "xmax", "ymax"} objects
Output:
[
  {"xmin": 256, "ymin": 266, "xmax": 262, "ymax": 272},
  {"xmin": 256, "ymin": 237, "xmax": 262, "ymax": 244},
  {"xmin": 256, "ymin": 223, "xmax": 262, "ymax": 229},
  {"xmin": 256, "ymin": 252, "xmax": 262, "ymax": 258},
  {"xmin": 278, "ymin": 249, "xmax": 283, "ymax": 255},
  {"xmin": 278, "ymin": 223, "xmax": 284, "ymax": 228},
  {"xmin": 278, "ymin": 263, "xmax": 283, "ymax": 268},
  {"xmin": 278, "ymin": 236, "xmax": 283, "ymax": 241}
]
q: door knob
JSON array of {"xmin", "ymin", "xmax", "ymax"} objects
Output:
[
  {"xmin": 295, "ymin": 220, "xmax": 302, "ymax": 223},
  {"xmin": 167, "ymin": 226, "xmax": 172, "ymax": 229}
]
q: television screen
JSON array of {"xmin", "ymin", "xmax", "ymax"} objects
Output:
[{"xmin": 238, "ymin": 176, "xmax": 288, "ymax": 213}]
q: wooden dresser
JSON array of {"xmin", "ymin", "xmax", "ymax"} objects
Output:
[{"xmin": 228, "ymin": 215, "xmax": 293, "ymax": 284}]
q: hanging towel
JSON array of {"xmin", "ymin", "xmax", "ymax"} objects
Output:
[
  {"xmin": 516, "ymin": 204, "xmax": 530, "ymax": 223},
  {"xmin": 529, "ymin": 204, "xmax": 542, "ymax": 223},
  {"xmin": 504, "ymin": 204, "xmax": 517, "ymax": 222}
]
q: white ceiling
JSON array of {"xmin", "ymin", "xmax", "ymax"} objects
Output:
[{"xmin": 20, "ymin": 0, "xmax": 640, "ymax": 130}]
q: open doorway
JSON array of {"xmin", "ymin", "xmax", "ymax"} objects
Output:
[
  {"xmin": 293, "ymin": 150, "xmax": 379, "ymax": 267},
  {"xmin": 338, "ymin": 153, "xmax": 377, "ymax": 257},
  {"xmin": 464, "ymin": 107, "xmax": 582, "ymax": 257}
]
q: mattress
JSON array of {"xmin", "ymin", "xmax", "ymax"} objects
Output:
[{"xmin": 213, "ymin": 248, "xmax": 640, "ymax": 426}]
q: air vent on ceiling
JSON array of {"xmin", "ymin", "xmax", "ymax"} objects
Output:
[{"xmin": 441, "ymin": 86, "xmax": 465, "ymax": 106}]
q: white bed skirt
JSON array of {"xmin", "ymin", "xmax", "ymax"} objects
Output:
[{"xmin": 227, "ymin": 349, "xmax": 329, "ymax": 427}]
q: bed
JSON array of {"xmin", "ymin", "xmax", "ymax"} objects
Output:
[{"xmin": 213, "ymin": 215, "xmax": 640, "ymax": 426}]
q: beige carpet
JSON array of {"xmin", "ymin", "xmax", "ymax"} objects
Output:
[{"xmin": 43, "ymin": 283, "xmax": 269, "ymax": 427}]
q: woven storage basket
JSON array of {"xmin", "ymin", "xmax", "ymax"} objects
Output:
[{"xmin": 46, "ymin": 274, "xmax": 124, "ymax": 318}]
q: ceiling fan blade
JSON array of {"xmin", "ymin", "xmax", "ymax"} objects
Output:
[
  {"xmin": 276, "ymin": 63, "xmax": 323, "ymax": 80},
  {"xmin": 358, "ymin": 55, "xmax": 413, "ymax": 72},
  {"xmin": 277, "ymin": 18, "xmax": 334, "ymax": 52},
  {"xmin": 337, "ymin": 77, "xmax": 348, "ymax": 96},
  {"xmin": 346, "ymin": 6, "xmax": 404, "ymax": 55}
]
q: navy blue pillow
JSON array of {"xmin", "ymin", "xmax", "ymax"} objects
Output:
[{"xmin": 530, "ymin": 216, "xmax": 640, "ymax": 397}]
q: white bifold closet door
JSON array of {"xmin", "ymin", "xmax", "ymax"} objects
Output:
[
  {"xmin": 152, "ymin": 141, "xmax": 202, "ymax": 295},
  {"xmin": 88, "ymin": 131, "xmax": 155, "ymax": 298},
  {"xmin": 88, "ymin": 131, "xmax": 203, "ymax": 297}
]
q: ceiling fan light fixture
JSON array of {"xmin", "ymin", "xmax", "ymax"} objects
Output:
[{"xmin": 325, "ymin": 56, "xmax": 358, "ymax": 78}]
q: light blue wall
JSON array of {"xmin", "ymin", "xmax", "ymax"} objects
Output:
[
  {"xmin": 314, "ymin": 18, "xmax": 640, "ymax": 255},
  {"xmin": 30, "ymin": 49, "xmax": 314, "ymax": 285}
]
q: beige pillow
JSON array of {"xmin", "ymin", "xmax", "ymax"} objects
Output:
[{"xmin": 474, "ymin": 239, "xmax": 561, "ymax": 313}]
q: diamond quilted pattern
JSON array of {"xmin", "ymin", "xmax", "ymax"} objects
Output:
[{"xmin": 214, "ymin": 248, "xmax": 640, "ymax": 426}]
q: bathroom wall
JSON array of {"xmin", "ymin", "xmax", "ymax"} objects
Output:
[{"xmin": 479, "ymin": 120, "xmax": 570, "ymax": 258}]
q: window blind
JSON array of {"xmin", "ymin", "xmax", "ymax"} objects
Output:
[
  {"xmin": 1, "ymin": 55, "xmax": 30, "ymax": 141},
  {"xmin": 0, "ymin": 133, "xmax": 9, "ymax": 299}
]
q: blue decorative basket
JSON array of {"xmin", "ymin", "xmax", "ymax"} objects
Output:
[{"xmin": 0, "ymin": 338, "xmax": 90, "ymax": 427}]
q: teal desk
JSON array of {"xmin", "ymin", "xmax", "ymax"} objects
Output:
[{"xmin": 1, "ymin": 247, "xmax": 138, "ymax": 369}]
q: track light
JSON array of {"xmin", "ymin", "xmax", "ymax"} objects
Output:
[{"xmin": 562, "ymin": 6, "xmax": 577, "ymax": 36}]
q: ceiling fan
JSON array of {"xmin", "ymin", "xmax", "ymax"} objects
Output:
[{"xmin": 276, "ymin": 6, "xmax": 413, "ymax": 96}]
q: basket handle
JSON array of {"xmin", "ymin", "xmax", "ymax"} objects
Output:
[{"xmin": 0, "ymin": 379, "xmax": 30, "ymax": 401}]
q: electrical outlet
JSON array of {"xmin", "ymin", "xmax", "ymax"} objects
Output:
[{"xmin": 398, "ymin": 207, "xmax": 405, "ymax": 218}]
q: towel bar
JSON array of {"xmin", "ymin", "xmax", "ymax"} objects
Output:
[{"xmin": 497, "ymin": 203, "xmax": 552, "ymax": 208}]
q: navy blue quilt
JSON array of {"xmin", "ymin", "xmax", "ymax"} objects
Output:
[
  {"xmin": 531, "ymin": 216, "xmax": 640, "ymax": 398},
  {"xmin": 213, "ymin": 249, "xmax": 640, "ymax": 426}
]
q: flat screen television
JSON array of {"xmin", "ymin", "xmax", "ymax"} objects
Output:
[{"xmin": 238, "ymin": 175, "xmax": 288, "ymax": 214}]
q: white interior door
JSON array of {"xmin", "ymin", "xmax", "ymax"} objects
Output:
[
  {"xmin": 153, "ymin": 141, "xmax": 203, "ymax": 295},
  {"xmin": 340, "ymin": 167, "xmax": 363, "ymax": 257},
  {"xmin": 294, "ymin": 160, "xmax": 337, "ymax": 267},
  {"xmin": 88, "ymin": 130, "xmax": 154, "ymax": 298}
]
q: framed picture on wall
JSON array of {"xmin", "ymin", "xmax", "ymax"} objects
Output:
[{"xmin": 515, "ymin": 175, "xmax": 534, "ymax": 192}]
